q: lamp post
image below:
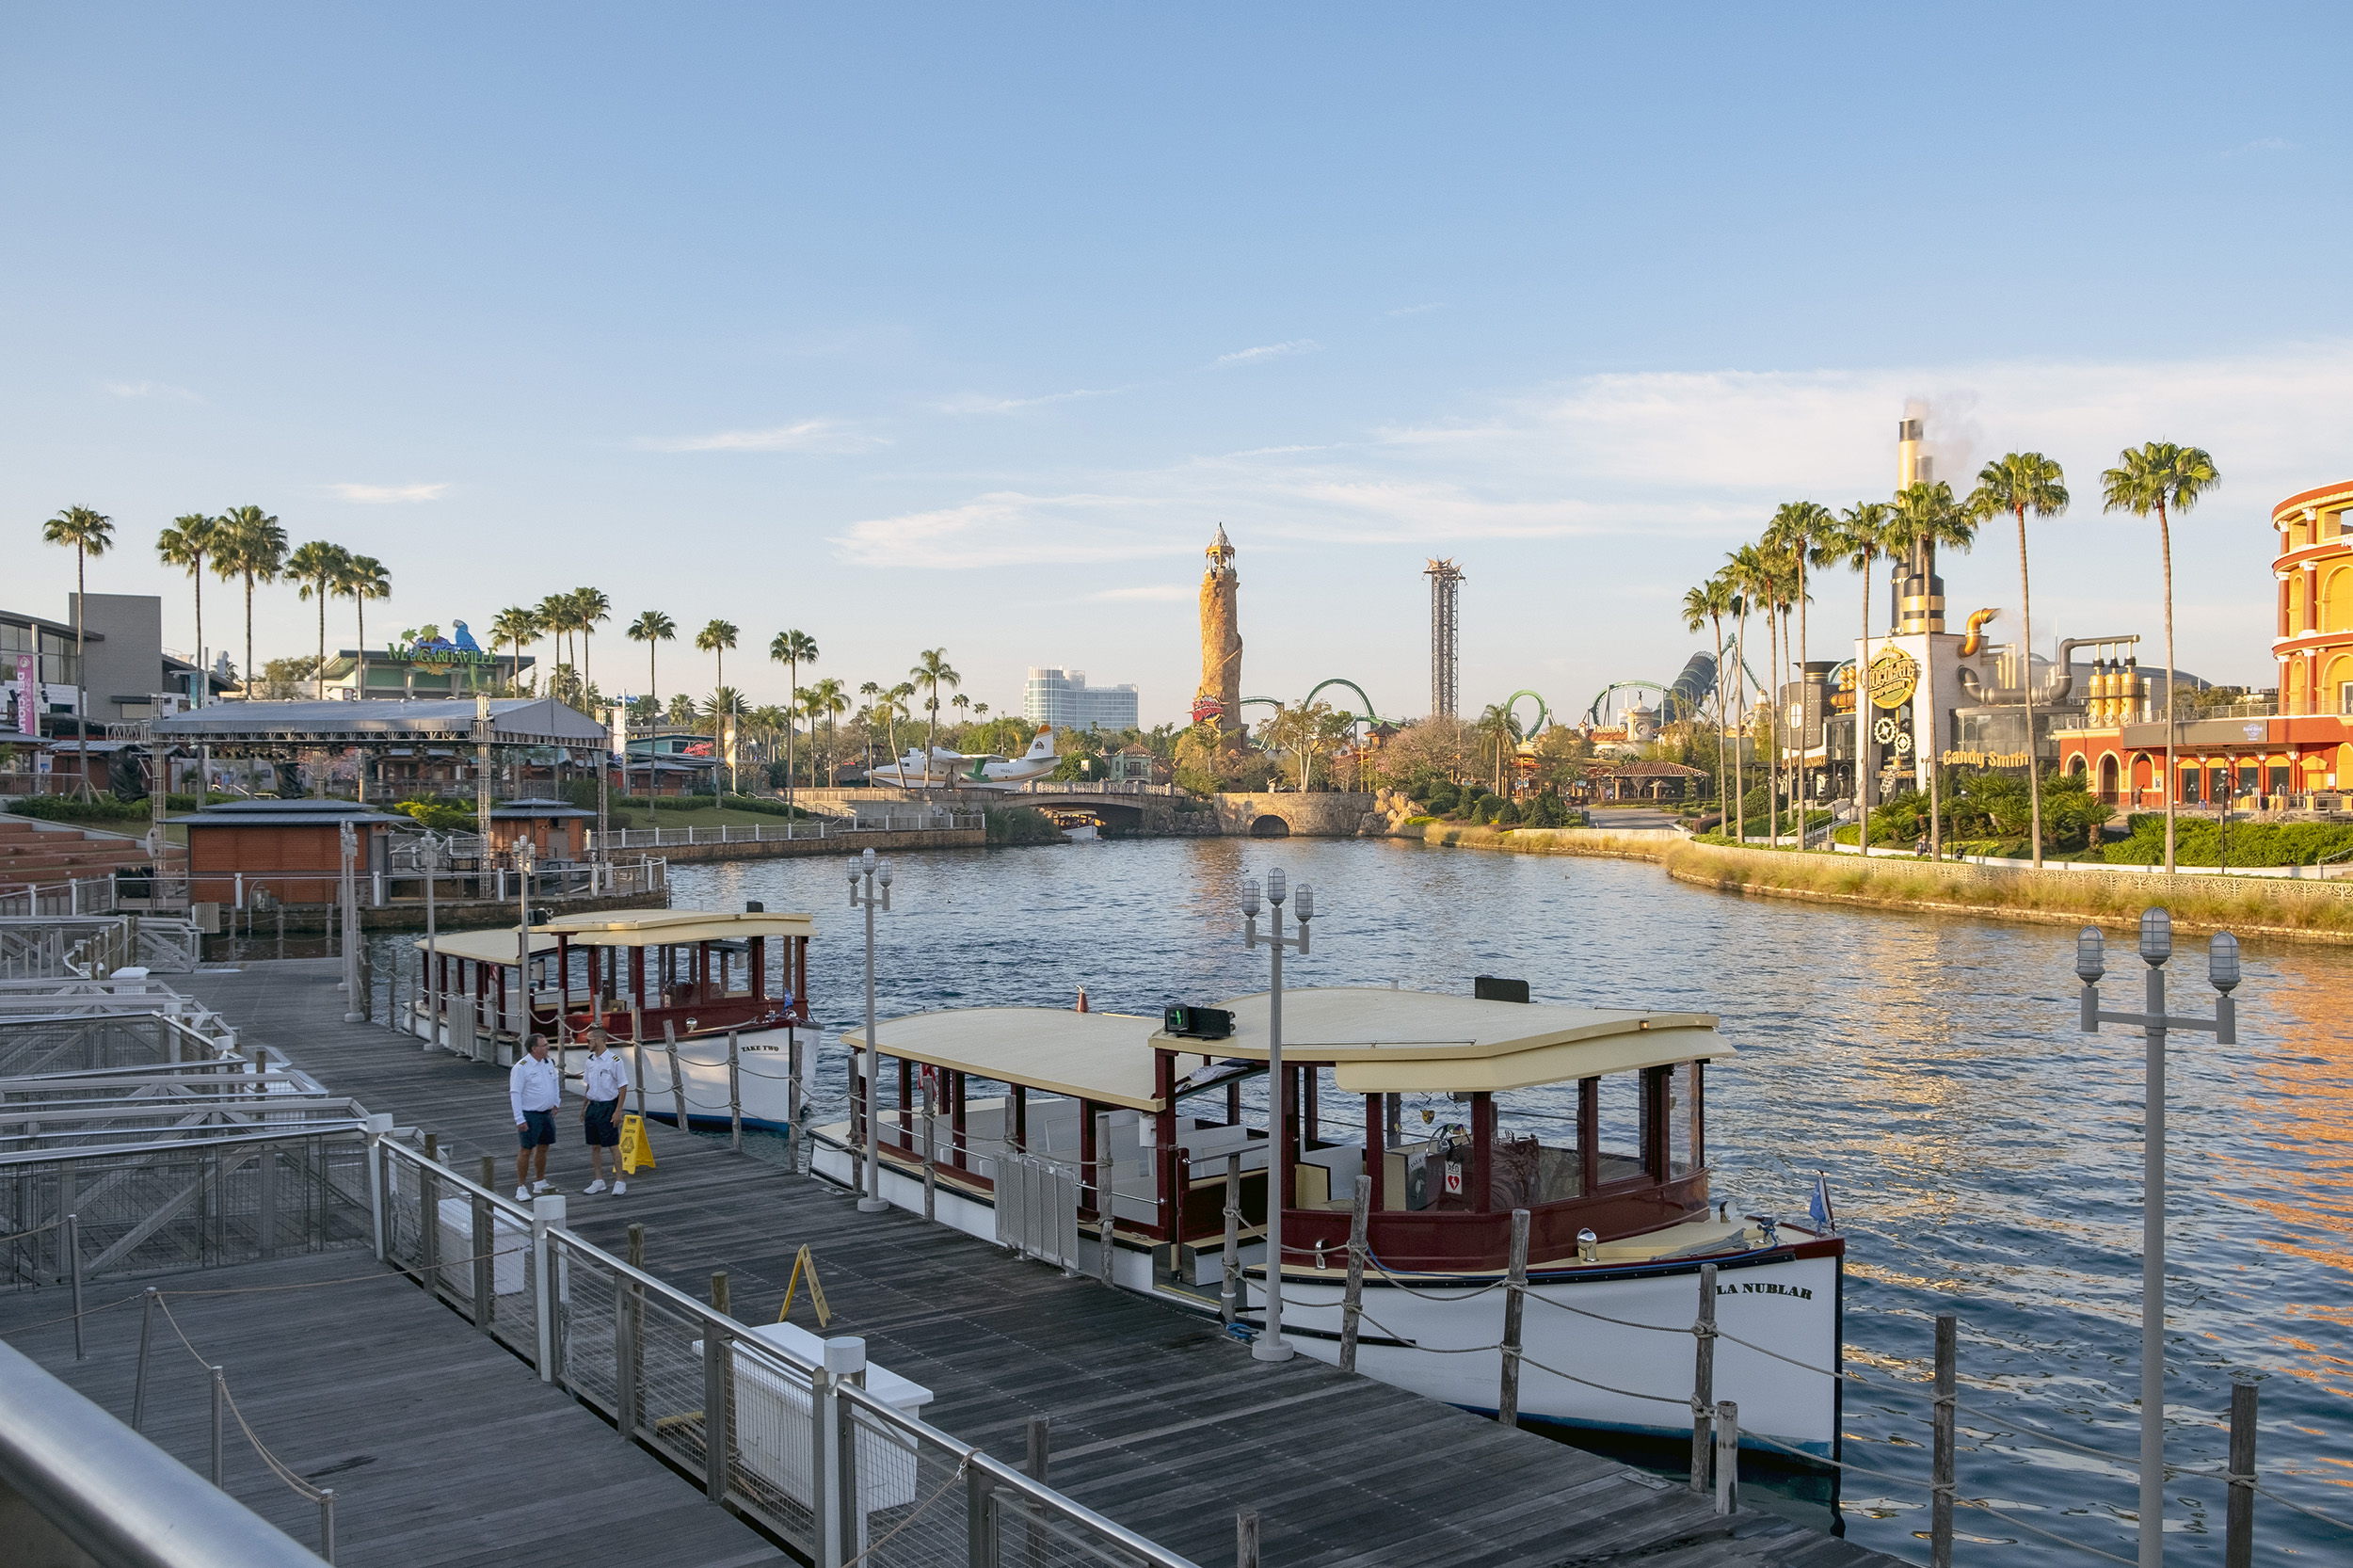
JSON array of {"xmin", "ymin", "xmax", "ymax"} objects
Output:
[
  {"xmin": 2076, "ymin": 910, "xmax": 2241, "ymax": 1568},
  {"xmin": 339, "ymin": 820, "xmax": 362, "ymax": 1021},
  {"xmin": 850, "ymin": 847, "xmax": 892, "ymax": 1212},
  {"xmin": 1243, "ymin": 867, "xmax": 1315, "ymax": 1363},
  {"xmin": 420, "ymin": 830, "xmax": 443, "ymax": 1049}
]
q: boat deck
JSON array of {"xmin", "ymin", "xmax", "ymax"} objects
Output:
[{"xmin": 170, "ymin": 959, "xmax": 1904, "ymax": 1568}]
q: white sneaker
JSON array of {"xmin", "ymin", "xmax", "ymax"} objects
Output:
[
  {"xmin": 533, "ymin": 1179, "xmax": 554, "ymax": 1193},
  {"xmin": 515, "ymin": 1185, "xmax": 531, "ymax": 1201},
  {"xmin": 612, "ymin": 1180, "xmax": 627, "ymax": 1195},
  {"xmin": 583, "ymin": 1178, "xmax": 608, "ymax": 1194}
]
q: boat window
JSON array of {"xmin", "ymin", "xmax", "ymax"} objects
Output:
[
  {"xmin": 1491, "ymin": 1090, "xmax": 1580, "ymax": 1208},
  {"xmin": 1667, "ymin": 1062, "xmax": 1698, "ymax": 1177},
  {"xmin": 1593, "ymin": 1072, "xmax": 1645, "ymax": 1186}
]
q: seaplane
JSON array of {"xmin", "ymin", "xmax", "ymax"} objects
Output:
[{"xmin": 874, "ymin": 727, "xmax": 1060, "ymax": 789}]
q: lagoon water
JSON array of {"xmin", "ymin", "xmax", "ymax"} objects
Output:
[{"xmin": 365, "ymin": 836, "xmax": 2351, "ymax": 1563}]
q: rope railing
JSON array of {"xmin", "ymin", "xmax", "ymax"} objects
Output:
[{"xmin": 149, "ymin": 1292, "xmax": 339, "ymax": 1560}]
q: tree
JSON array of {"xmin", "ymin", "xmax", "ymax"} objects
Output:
[
  {"xmin": 536, "ymin": 593, "xmax": 575, "ymax": 677},
  {"xmin": 1722, "ymin": 547, "xmax": 1770, "ymax": 843},
  {"xmin": 769, "ymin": 629, "xmax": 818, "ymax": 807},
  {"xmin": 2102, "ymin": 441, "xmax": 2220, "ymax": 872},
  {"xmin": 490, "ymin": 605, "xmax": 543, "ymax": 696},
  {"xmin": 1968, "ymin": 453, "xmax": 2070, "ymax": 868},
  {"xmin": 155, "ymin": 513, "xmax": 223, "ymax": 707},
  {"xmin": 41, "ymin": 505, "xmax": 114, "ymax": 798},
  {"xmin": 288, "ymin": 541, "xmax": 353, "ymax": 700},
  {"xmin": 1767, "ymin": 501, "xmax": 1834, "ymax": 841},
  {"xmin": 696, "ymin": 619, "xmax": 739, "ymax": 789},
  {"xmin": 337, "ymin": 554, "xmax": 391, "ymax": 700},
  {"xmin": 623, "ymin": 610, "xmax": 673, "ymax": 795},
  {"xmin": 910, "ymin": 648, "xmax": 959, "ymax": 770},
  {"xmin": 1471, "ymin": 703, "xmax": 1523, "ymax": 796},
  {"xmin": 1833, "ymin": 502, "xmax": 1895, "ymax": 853},
  {"xmin": 213, "ymin": 505, "xmax": 286, "ymax": 701},
  {"xmin": 1890, "ymin": 481, "xmax": 1978, "ymax": 859},
  {"xmin": 569, "ymin": 588, "xmax": 612, "ymax": 701},
  {"xmin": 1681, "ymin": 578, "xmax": 1735, "ymax": 821},
  {"xmin": 809, "ymin": 677, "xmax": 849, "ymax": 784}
]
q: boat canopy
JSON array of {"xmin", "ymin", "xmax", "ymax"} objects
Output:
[
  {"xmin": 535, "ymin": 908, "xmax": 819, "ymax": 945},
  {"xmin": 841, "ymin": 1009, "xmax": 1167, "ymax": 1112},
  {"xmin": 408, "ymin": 926, "xmax": 559, "ymax": 966},
  {"xmin": 1164, "ymin": 988, "xmax": 1732, "ymax": 1095}
]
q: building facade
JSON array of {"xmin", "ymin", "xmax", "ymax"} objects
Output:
[
  {"xmin": 5, "ymin": 593, "xmax": 228, "ymax": 738},
  {"xmin": 1024, "ymin": 666, "xmax": 1140, "ymax": 732}
]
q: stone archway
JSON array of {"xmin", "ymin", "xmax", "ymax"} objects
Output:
[
  {"xmin": 2099, "ymin": 754, "xmax": 2120, "ymax": 805},
  {"xmin": 1249, "ymin": 815, "xmax": 1291, "ymax": 838}
]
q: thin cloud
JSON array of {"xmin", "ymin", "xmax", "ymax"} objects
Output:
[
  {"xmin": 1385, "ymin": 302, "xmax": 1446, "ymax": 317},
  {"xmin": 328, "ymin": 482, "xmax": 448, "ymax": 504},
  {"xmin": 1214, "ymin": 339, "xmax": 1321, "ymax": 368},
  {"xmin": 2221, "ymin": 136, "xmax": 2295, "ymax": 158},
  {"xmin": 936, "ymin": 388, "xmax": 1121, "ymax": 415},
  {"xmin": 833, "ymin": 490, "xmax": 1194, "ymax": 570},
  {"xmin": 103, "ymin": 380, "xmax": 199, "ymax": 401},
  {"xmin": 638, "ymin": 419, "xmax": 884, "ymax": 454},
  {"xmin": 1088, "ymin": 584, "xmax": 1190, "ymax": 601}
]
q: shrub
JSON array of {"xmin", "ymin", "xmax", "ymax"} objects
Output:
[
  {"xmin": 9, "ymin": 794, "xmax": 148, "ymax": 823},
  {"xmin": 392, "ymin": 798, "xmax": 477, "ymax": 832},
  {"xmin": 1494, "ymin": 799, "xmax": 1523, "ymax": 825},
  {"xmin": 984, "ymin": 807, "xmax": 1062, "ymax": 845}
]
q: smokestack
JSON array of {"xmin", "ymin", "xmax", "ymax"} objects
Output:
[{"xmin": 1894, "ymin": 404, "xmax": 1945, "ymax": 635}]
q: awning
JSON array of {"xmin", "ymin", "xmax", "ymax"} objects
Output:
[
  {"xmin": 840, "ymin": 1009, "xmax": 1166, "ymax": 1112},
  {"xmin": 152, "ymin": 697, "xmax": 610, "ymax": 747},
  {"xmin": 409, "ymin": 927, "xmax": 559, "ymax": 966},
  {"xmin": 536, "ymin": 908, "xmax": 818, "ymax": 945}
]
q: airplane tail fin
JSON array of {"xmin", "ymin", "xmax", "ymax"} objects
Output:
[{"xmin": 1025, "ymin": 726, "xmax": 1056, "ymax": 760}]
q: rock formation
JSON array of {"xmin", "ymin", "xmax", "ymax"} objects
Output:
[{"xmin": 1196, "ymin": 524, "xmax": 1242, "ymax": 741}]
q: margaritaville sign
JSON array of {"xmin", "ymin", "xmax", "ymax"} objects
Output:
[
  {"xmin": 1866, "ymin": 647, "xmax": 1919, "ymax": 710},
  {"xmin": 384, "ymin": 623, "xmax": 498, "ymax": 676}
]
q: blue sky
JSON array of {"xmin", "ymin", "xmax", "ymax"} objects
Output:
[{"xmin": 6, "ymin": 5, "xmax": 2349, "ymax": 723}]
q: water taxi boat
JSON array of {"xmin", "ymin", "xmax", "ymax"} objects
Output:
[
  {"xmin": 808, "ymin": 985, "xmax": 1843, "ymax": 1458},
  {"xmin": 408, "ymin": 905, "xmax": 818, "ymax": 1130}
]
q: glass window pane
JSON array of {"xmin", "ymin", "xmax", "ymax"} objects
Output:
[
  {"xmin": 1668, "ymin": 1063, "xmax": 1697, "ymax": 1178},
  {"xmin": 1594, "ymin": 1072, "xmax": 1642, "ymax": 1185}
]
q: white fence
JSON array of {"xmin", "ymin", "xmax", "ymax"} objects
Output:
[{"xmin": 592, "ymin": 814, "xmax": 982, "ymax": 851}]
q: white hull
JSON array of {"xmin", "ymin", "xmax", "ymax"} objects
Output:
[{"xmin": 808, "ymin": 1130, "xmax": 1840, "ymax": 1458}]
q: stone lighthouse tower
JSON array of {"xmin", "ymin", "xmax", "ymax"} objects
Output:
[{"xmin": 1195, "ymin": 524, "xmax": 1243, "ymax": 740}]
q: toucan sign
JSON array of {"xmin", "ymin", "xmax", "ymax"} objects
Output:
[{"xmin": 1866, "ymin": 648, "xmax": 1920, "ymax": 710}]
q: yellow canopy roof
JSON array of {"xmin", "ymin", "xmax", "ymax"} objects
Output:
[
  {"xmin": 1154, "ymin": 987, "xmax": 1732, "ymax": 1095},
  {"xmin": 536, "ymin": 908, "xmax": 818, "ymax": 945},
  {"xmin": 409, "ymin": 926, "xmax": 559, "ymax": 966},
  {"xmin": 840, "ymin": 1009, "xmax": 1167, "ymax": 1112}
]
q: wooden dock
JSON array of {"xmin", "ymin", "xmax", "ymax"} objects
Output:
[{"xmin": 170, "ymin": 958, "xmax": 1907, "ymax": 1568}]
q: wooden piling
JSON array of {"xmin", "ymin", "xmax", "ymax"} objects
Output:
[
  {"xmin": 1690, "ymin": 1263, "xmax": 1716, "ymax": 1494},
  {"xmin": 711, "ymin": 1271, "xmax": 730, "ymax": 1318},
  {"xmin": 663, "ymin": 1020, "xmax": 688, "ymax": 1131},
  {"xmin": 727, "ymin": 1032, "xmax": 742, "ymax": 1153},
  {"xmin": 1931, "ymin": 1313, "xmax": 1955, "ymax": 1568},
  {"xmin": 1096, "ymin": 1111, "xmax": 1115, "ymax": 1287},
  {"xmin": 2226, "ymin": 1378, "xmax": 2257, "ymax": 1568},
  {"xmin": 1713, "ymin": 1400, "xmax": 1737, "ymax": 1515},
  {"xmin": 1236, "ymin": 1509, "xmax": 1259, "ymax": 1568},
  {"xmin": 1220, "ymin": 1155, "xmax": 1241, "ymax": 1326},
  {"xmin": 1339, "ymin": 1176, "xmax": 1369, "ymax": 1373},
  {"xmin": 1497, "ymin": 1208, "xmax": 1529, "ymax": 1427}
]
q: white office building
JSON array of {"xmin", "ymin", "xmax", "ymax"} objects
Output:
[{"xmin": 1024, "ymin": 666, "xmax": 1139, "ymax": 732}]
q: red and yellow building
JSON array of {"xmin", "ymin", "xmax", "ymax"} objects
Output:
[{"xmin": 2057, "ymin": 479, "xmax": 2353, "ymax": 809}]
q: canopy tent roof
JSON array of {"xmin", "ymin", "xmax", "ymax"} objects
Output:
[
  {"xmin": 536, "ymin": 907, "xmax": 818, "ymax": 946},
  {"xmin": 171, "ymin": 798, "xmax": 406, "ymax": 829},
  {"xmin": 1163, "ymin": 988, "xmax": 1730, "ymax": 1095},
  {"xmin": 409, "ymin": 926, "xmax": 559, "ymax": 966},
  {"xmin": 840, "ymin": 1009, "xmax": 1167, "ymax": 1112},
  {"xmin": 151, "ymin": 697, "xmax": 610, "ymax": 748},
  {"xmin": 492, "ymin": 798, "xmax": 597, "ymax": 820}
]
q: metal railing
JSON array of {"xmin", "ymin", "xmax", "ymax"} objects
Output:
[
  {"xmin": 371, "ymin": 1135, "xmax": 1199, "ymax": 1568},
  {"xmin": 200, "ymin": 856, "xmax": 666, "ymax": 911},
  {"xmin": 0, "ymin": 916, "xmax": 205, "ymax": 980},
  {"xmin": 591, "ymin": 814, "xmax": 981, "ymax": 850},
  {"xmin": 993, "ymin": 1151, "xmax": 1081, "ymax": 1272},
  {"xmin": 0, "ymin": 873, "xmax": 126, "ymax": 920}
]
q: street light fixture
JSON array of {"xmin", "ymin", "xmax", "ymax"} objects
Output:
[
  {"xmin": 850, "ymin": 848, "xmax": 893, "ymax": 1213},
  {"xmin": 1243, "ymin": 865, "xmax": 1316, "ymax": 1363},
  {"xmin": 2076, "ymin": 911, "xmax": 2241, "ymax": 1568}
]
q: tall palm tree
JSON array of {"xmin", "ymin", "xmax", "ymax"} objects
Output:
[
  {"xmin": 810, "ymin": 677, "xmax": 849, "ymax": 784},
  {"xmin": 2102, "ymin": 442, "xmax": 2220, "ymax": 873},
  {"xmin": 769, "ymin": 630, "xmax": 818, "ymax": 808},
  {"xmin": 155, "ymin": 514, "xmax": 223, "ymax": 707},
  {"xmin": 1890, "ymin": 482, "xmax": 1978, "ymax": 859},
  {"xmin": 569, "ymin": 587, "xmax": 611, "ymax": 701},
  {"xmin": 1766, "ymin": 501, "xmax": 1834, "ymax": 842},
  {"xmin": 337, "ymin": 554, "xmax": 391, "ymax": 700},
  {"xmin": 536, "ymin": 593, "xmax": 574, "ymax": 679},
  {"xmin": 213, "ymin": 505, "xmax": 285, "ymax": 698},
  {"xmin": 696, "ymin": 620, "xmax": 740, "ymax": 790},
  {"xmin": 887, "ymin": 681, "xmax": 917, "ymax": 763},
  {"xmin": 1724, "ymin": 545, "xmax": 1772, "ymax": 843},
  {"xmin": 1968, "ymin": 454, "xmax": 2071, "ymax": 868},
  {"xmin": 489, "ymin": 605, "xmax": 541, "ymax": 696},
  {"xmin": 41, "ymin": 505, "xmax": 114, "ymax": 799},
  {"xmin": 287, "ymin": 541, "xmax": 353, "ymax": 700},
  {"xmin": 624, "ymin": 610, "xmax": 674, "ymax": 796},
  {"xmin": 910, "ymin": 648, "xmax": 960, "ymax": 770},
  {"xmin": 1681, "ymin": 579, "xmax": 1735, "ymax": 824},
  {"xmin": 1833, "ymin": 503, "xmax": 1895, "ymax": 854}
]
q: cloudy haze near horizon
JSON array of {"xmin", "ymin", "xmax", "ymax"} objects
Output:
[{"xmin": 6, "ymin": 5, "xmax": 2347, "ymax": 721}]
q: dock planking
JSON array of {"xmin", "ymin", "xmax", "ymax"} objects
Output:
[
  {"xmin": 178, "ymin": 959, "xmax": 1908, "ymax": 1568},
  {"xmin": 0, "ymin": 1248, "xmax": 789, "ymax": 1568}
]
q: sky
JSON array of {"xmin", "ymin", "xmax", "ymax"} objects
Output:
[{"xmin": 6, "ymin": 4, "xmax": 2351, "ymax": 726}]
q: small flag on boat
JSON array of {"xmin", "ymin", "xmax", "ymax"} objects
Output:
[{"xmin": 1808, "ymin": 1172, "xmax": 1834, "ymax": 1234}]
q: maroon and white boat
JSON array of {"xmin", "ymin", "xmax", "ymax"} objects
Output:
[{"xmin": 809, "ymin": 985, "xmax": 1844, "ymax": 1458}]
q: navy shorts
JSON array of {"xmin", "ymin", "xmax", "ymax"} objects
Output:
[
  {"xmin": 584, "ymin": 1097, "xmax": 621, "ymax": 1147},
  {"xmin": 517, "ymin": 1109, "xmax": 556, "ymax": 1149}
]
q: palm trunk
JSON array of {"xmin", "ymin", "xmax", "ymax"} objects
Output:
[
  {"xmin": 2160, "ymin": 502, "xmax": 2176, "ymax": 872},
  {"xmin": 355, "ymin": 597, "xmax": 366, "ymax": 703},
  {"xmin": 1796, "ymin": 557, "xmax": 1808, "ymax": 845},
  {"xmin": 243, "ymin": 575, "xmax": 256, "ymax": 703},
  {"xmin": 192, "ymin": 561, "xmax": 205, "ymax": 709},
  {"xmin": 785, "ymin": 659, "xmax": 797, "ymax": 812},
  {"xmin": 2017, "ymin": 504, "xmax": 2042, "ymax": 868},
  {"xmin": 1856, "ymin": 557, "xmax": 1873, "ymax": 856},
  {"xmin": 1733, "ymin": 610, "xmax": 1748, "ymax": 844},
  {"xmin": 74, "ymin": 549, "xmax": 90, "ymax": 801},
  {"xmin": 1711, "ymin": 616, "xmax": 1727, "ymax": 829},
  {"xmin": 314, "ymin": 583, "xmax": 327, "ymax": 700},
  {"xmin": 1766, "ymin": 608, "xmax": 1781, "ymax": 845}
]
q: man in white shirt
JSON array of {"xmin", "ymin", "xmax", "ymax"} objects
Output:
[
  {"xmin": 577, "ymin": 1027, "xmax": 632, "ymax": 1195},
  {"xmin": 509, "ymin": 1034, "xmax": 562, "ymax": 1201}
]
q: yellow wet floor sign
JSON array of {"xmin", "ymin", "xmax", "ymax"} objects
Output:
[
  {"xmin": 617, "ymin": 1112, "xmax": 655, "ymax": 1175},
  {"xmin": 777, "ymin": 1243, "xmax": 830, "ymax": 1328}
]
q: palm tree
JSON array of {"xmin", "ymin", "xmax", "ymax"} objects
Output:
[
  {"xmin": 1681, "ymin": 579, "xmax": 1735, "ymax": 822},
  {"xmin": 2102, "ymin": 442, "xmax": 2221, "ymax": 873},
  {"xmin": 213, "ymin": 505, "xmax": 286, "ymax": 698},
  {"xmin": 567, "ymin": 587, "xmax": 610, "ymax": 701},
  {"xmin": 1968, "ymin": 454, "xmax": 2071, "ymax": 868},
  {"xmin": 972, "ymin": 700, "xmax": 990, "ymax": 720},
  {"xmin": 910, "ymin": 648, "xmax": 960, "ymax": 770},
  {"xmin": 536, "ymin": 593, "xmax": 574, "ymax": 680},
  {"xmin": 41, "ymin": 505, "xmax": 114, "ymax": 799},
  {"xmin": 287, "ymin": 541, "xmax": 353, "ymax": 700},
  {"xmin": 337, "ymin": 554, "xmax": 391, "ymax": 700},
  {"xmin": 1890, "ymin": 482, "xmax": 1978, "ymax": 859},
  {"xmin": 155, "ymin": 514, "xmax": 223, "ymax": 707},
  {"xmin": 1833, "ymin": 503, "xmax": 1894, "ymax": 854},
  {"xmin": 886, "ymin": 682, "xmax": 917, "ymax": 763},
  {"xmin": 1766, "ymin": 502, "xmax": 1834, "ymax": 842},
  {"xmin": 623, "ymin": 611, "xmax": 674, "ymax": 796},
  {"xmin": 1724, "ymin": 546, "xmax": 1773, "ymax": 843},
  {"xmin": 769, "ymin": 630, "xmax": 818, "ymax": 808},
  {"xmin": 1472, "ymin": 703, "xmax": 1522, "ymax": 797},
  {"xmin": 696, "ymin": 620, "xmax": 740, "ymax": 789},
  {"xmin": 810, "ymin": 677, "xmax": 849, "ymax": 784},
  {"xmin": 490, "ymin": 605, "xmax": 542, "ymax": 696}
]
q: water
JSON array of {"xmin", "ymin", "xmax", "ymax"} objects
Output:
[{"xmin": 348, "ymin": 837, "xmax": 2352, "ymax": 1563}]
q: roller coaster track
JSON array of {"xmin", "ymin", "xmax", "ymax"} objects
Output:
[{"xmin": 1241, "ymin": 677, "xmax": 1386, "ymax": 726}]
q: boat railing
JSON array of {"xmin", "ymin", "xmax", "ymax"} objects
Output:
[{"xmin": 369, "ymin": 1132, "xmax": 1202, "ymax": 1568}]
